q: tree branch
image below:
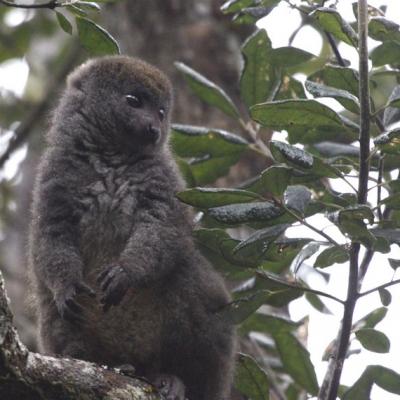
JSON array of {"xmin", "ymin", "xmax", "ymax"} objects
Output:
[
  {"xmin": 280, "ymin": 203, "xmax": 341, "ymax": 247},
  {"xmin": 255, "ymin": 271, "xmax": 345, "ymax": 305},
  {"xmin": 320, "ymin": 2, "xmax": 370, "ymax": 399},
  {"xmin": 359, "ymin": 278, "xmax": 400, "ymax": 298},
  {"xmin": 357, "ymin": 248, "xmax": 374, "ymax": 291},
  {"xmin": 0, "ymin": 271, "xmax": 160, "ymax": 400},
  {"xmin": 325, "ymin": 32, "xmax": 346, "ymax": 66},
  {"xmin": 377, "ymin": 155, "xmax": 384, "ymax": 221},
  {"xmin": 320, "ymin": 244, "xmax": 360, "ymax": 400}
]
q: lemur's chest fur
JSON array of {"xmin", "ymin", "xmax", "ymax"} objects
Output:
[{"xmin": 77, "ymin": 161, "xmax": 142, "ymax": 264}]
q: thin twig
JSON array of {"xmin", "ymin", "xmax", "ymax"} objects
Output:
[
  {"xmin": 337, "ymin": 173, "xmax": 358, "ymax": 194},
  {"xmin": 0, "ymin": 0, "xmax": 60, "ymax": 9},
  {"xmin": 382, "ymin": 167, "xmax": 400, "ymax": 220},
  {"xmin": 377, "ymin": 155, "xmax": 384, "ymax": 220},
  {"xmin": 357, "ymin": 248, "xmax": 374, "ymax": 292},
  {"xmin": 238, "ymin": 118, "xmax": 272, "ymax": 158},
  {"xmin": 280, "ymin": 203, "xmax": 341, "ymax": 247},
  {"xmin": 325, "ymin": 32, "xmax": 347, "ymax": 66},
  {"xmin": 282, "ymin": 0, "xmax": 305, "ymax": 13},
  {"xmin": 255, "ymin": 271, "xmax": 345, "ymax": 305},
  {"xmin": 368, "ymin": 181, "xmax": 389, "ymax": 192},
  {"xmin": 359, "ymin": 278, "xmax": 400, "ymax": 297}
]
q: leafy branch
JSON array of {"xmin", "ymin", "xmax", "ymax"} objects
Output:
[
  {"xmin": 320, "ymin": 2, "xmax": 371, "ymax": 399},
  {"xmin": 256, "ymin": 271, "xmax": 345, "ymax": 305},
  {"xmin": 279, "ymin": 202, "xmax": 341, "ymax": 247}
]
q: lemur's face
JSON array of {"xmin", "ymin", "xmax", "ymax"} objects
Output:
[{"xmin": 68, "ymin": 56, "xmax": 172, "ymax": 154}]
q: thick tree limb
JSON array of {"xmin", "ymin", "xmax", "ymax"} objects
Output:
[{"xmin": 0, "ymin": 272, "xmax": 160, "ymax": 400}]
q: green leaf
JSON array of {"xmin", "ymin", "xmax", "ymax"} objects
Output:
[
  {"xmin": 371, "ymin": 228, "xmax": 400, "ymax": 244},
  {"xmin": 271, "ymin": 46, "xmax": 315, "ymax": 68},
  {"xmin": 314, "ymin": 245, "xmax": 349, "ymax": 268},
  {"xmin": 389, "ymin": 258, "xmax": 400, "ymax": 271},
  {"xmin": 75, "ymin": 1, "xmax": 101, "ymax": 12},
  {"xmin": 224, "ymin": 290, "xmax": 289, "ymax": 324},
  {"xmin": 291, "ymin": 242, "xmax": 320, "ymax": 273},
  {"xmin": 273, "ymin": 332, "xmax": 319, "ymax": 395},
  {"xmin": 251, "ymin": 99, "xmax": 358, "ymax": 144},
  {"xmin": 270, "ymin": 141, "xmax": 313, "ymax": 168},
  {"xmin": 270, "ymin": 141, "xmax": 340, "ymax": 178},
  {"xmin": 260, "ymin": 238, "xmax": 313, "ymax": 274},
  {"xmin": 305, "ymin": 292, "xmax": 332, "ymax": 314},
  {"xmin": 245, "ymin": 165, "xmax": 293, "ymax": 196},
  {"xmin": 251, "ymin": 99, "xmax": 346, "ymax": 129},
  {"xmin": 233, "ymin": 6, "xmax": 276, "ymax": 25},
  {"xmin": 379, "ymin": 288, "xmax": 392, "ymax": 306},
  {"xmin": 207, "ymin": 201, "xmax": 285, "ymax": 227},
  {"xmin": 67, "ymin": 4, "xmax": 87, "ymax": 17},
  {"xmin": 329, "ymin": 206, "xmax": 376, "ymax": 248},
  {"xmin": 286, "ymin": 383, "xmax": 302, "ymax": 400},
  {"xmin": 234, "ymin": 353, "xmax": 270, "ymax": 400},
  {"xmin": 343, "ymin": 368, "xmax": 373, "ymax": 400},
  {"xmin": 56, "ymin": 12, "xmax": 73, "ymax": 35},
  {"xmin": 170, "ymin": 125, "xmax": 248, "ymax": 185},
  {"xmin": 381, "ymin": 193, "xmax": 400, "ymax": 209},
  {"xmin": 193, "ymin": 229, "xmax": 252, "ymax": 280},
  {"xmin": 370, "ymin": 41, "xmax": 400, "ymax": 67},
  {"xmin": 223, "ymin": 0, "xmax": 280, "ymax": 22},
  {"xmin": 233, "ymin": 224, "xmax": 289, "ymax": 257},
  {"xmin": 221, "ymin": 0, "xmax": 254, "ymax": 13},
  {"xmin": 344, "ymin": 366, "xmax": 400, "ymax": 399},
  {"xmin": 236, "ymin": 278, "xmax": 303, "ymax": 307},
  {"xmin": 372, "ymin": 366, "xmax": 400, "ymax": 394},
  {"xmin": 76, "ymin": 17, "xmax": 120, "ymax": 56},
  {"xmin": 175, "ymin": 158, "xmax": 196, "ymax": 187},
  {"xmin": 311, "ymin": 7, "xmax": 358, "ymax": 47},
  {"xmin": 176, "ymin": 188, "xmax": 261, "ymax": 208},
  {"xmin": 276, "ymin": 75, "xmax": 307, "ymax": 100},
  {"xmin": 374, "ymin": 128, "xmax": 400, "ymax": 155},
  {"xmin": 308, "ymin": 66, "xmax": 359, "ymax": 97},
  {"xmin": 175, "ymin": 62, "xmax": 240, "ymax": 119},
  {"xmin": 255, "ymin": 270, "xmax": 330, "ymax": 308},
  {"xmin": 355, "ymin": 328, "xmax": 390, "ymax": 353},
  {"xmin": 239, "ymin": 312, "xmax": 301, "ymax": 336},
  {"xmin": 386, "ymin": 85, "xmax": 400, "ymax": 109},
  {"xmin": 284, "ymin": 185, "xmax": 312, "ymax": 215},
  {"xmin": 305, "ymin": 80, "xmax": 360, "ymax": 113},
  {"xmin": 171, "ymin": 124, "xmax": 247, "ymax": 157},
  {"xmin": 369, "ymin": 17, "xmax": 400, "ymax": 43},
  {"xmin": 353, "ymin": 307, "xmax": 388, "ymax": 330},
  {"xmin": 240, "ymin": 29, "xmax": 275, "ymax": 108}
]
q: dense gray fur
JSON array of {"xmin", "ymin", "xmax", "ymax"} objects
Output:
[{"xmin": 29, "ymin": 56, "xmax": 235, "ymax": 400}]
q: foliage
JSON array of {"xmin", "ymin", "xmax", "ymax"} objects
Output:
[
  {"xmin": 1, "ymin": 0, "xmax": 400, "ymax": 399},
  {"xmin": 172, "ymin": 1, "xmax": 400, "ymax": 399}
]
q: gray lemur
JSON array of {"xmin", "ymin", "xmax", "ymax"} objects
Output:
[{"xmin": 29, "ymin": 56, "xmax": 235, "ymax": 400}]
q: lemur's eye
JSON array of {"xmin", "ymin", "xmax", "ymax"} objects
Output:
[
  {"xmin": 126, "ymin": 94, "xmax": 142, "ymax": 108},
  {"xmin": 159, "ymin": 108, "xmax": 165, "ymax": 121}
]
